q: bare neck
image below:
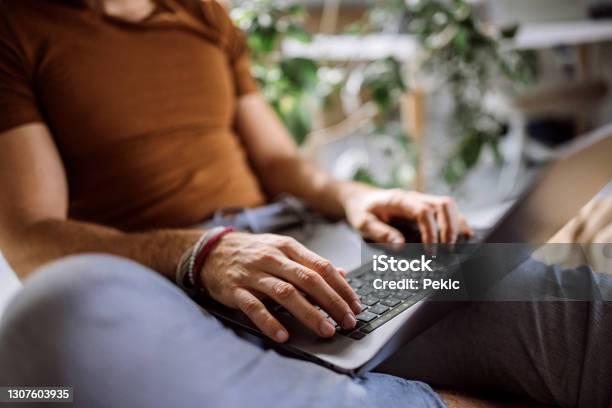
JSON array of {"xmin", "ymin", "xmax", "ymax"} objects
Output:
[{"xmin": 101, "ymin": 0, "xmax": 157, "ymax": 21}]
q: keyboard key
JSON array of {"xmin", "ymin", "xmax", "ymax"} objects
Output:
[
  {"xmin": 395, "ymin": 291, "xmax": 415, "ymax": 300},
  {"xmin": 381, "ymin": 298, "xmax": 401, "ymax": 307},
  {"xmin": 360, "ymin": 324, "xmax": 375, "ymax": 334},
  {"xmin": 356, "ymin": 310, "xmax": 378, "ymax": 323},
  {"xmin": 360, "ymin": 295, "xmax": 379, "ymax": 306},
  {"xmin": 350, "ymin": 278, "xmax": 364, "ymax": 289},
  {"xmin": 396, "ymin": 300, "xmax": 417, "ymax": 312},
  {"xmin": 338, "ymin": 320, "xmax": 367, "ymax": 335},
  {"xmin": 361, "ymin": 321, "xmax": 382, "ymax": 333},
  {"xmin": 378, "ymin": 290, "xmax": 393, "ymax": 299},
  {"xmin": 349, "ymin": 331, "xmax": 366, "ymax": 340},
  {"xmin": 360, "ymin": 302, "xmax": 414, "ymax": 334},
  {"xmin": 326, "ymin": 316, "xmax": 339, "ymax": 328},
  {"xmin": 357, "ymin": 287, "xmax": 373, "ymax": 297},
  {"xmin": 361, "ymin": 312, "xmax": 395, "ymax": 333},
  {"xmin": 385, "ymin": 307, "xmax": 402, "ymax": 319},
  {"xmin": 368, "ymin": 304, "xmax": 390, "ymax": 315}
]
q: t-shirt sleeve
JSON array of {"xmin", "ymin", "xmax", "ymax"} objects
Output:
[
  {"xmin": 199, "ymin": 0, "xmax": 259, "ymax": 96},
  {"xmin": 229, "ymin": 41, "xmax": 259, "ymax": 97},
  {"xmin": 0, "ymin": 12, "xmax": 42, "ymax": 133}
]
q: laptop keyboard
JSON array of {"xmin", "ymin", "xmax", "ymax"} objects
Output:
[
  {"xmin": 335, "ymin": 232, "xmax": 486, "ymax": 339},
  {"xmin": 316, "ymin": 263, "xmax": 441, "ymax": 340},
  {"xmin": 275, "ymin": 239, "xmax": 484, "ymax": 340}
]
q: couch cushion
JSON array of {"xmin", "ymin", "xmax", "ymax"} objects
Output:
[{"xmin": 0, "ymin": 252, "xmax": 21, "ymax": 316}]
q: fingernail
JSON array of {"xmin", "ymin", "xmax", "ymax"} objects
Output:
[
  {"xmin": 392, "ymin": 236, "xmax": 403, "ymax": 244},
  {"xmin": 342, "ymin": 313, "xmax": 356, "ymax": 329},
  {"xmin": 320, "ymin": 320, "xmax": 336, "ymax": 337},
  {"xmin": 275, "ymin": 330, "xmax": 288, "ymax": 343},
  {"xmin": 351, "ymin": 300, "xmax": 363, "ymax": 313}
]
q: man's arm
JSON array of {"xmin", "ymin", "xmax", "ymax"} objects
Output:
[
  {"xmin": 0, "ymin": 123, "xmax": 360, "ymax": 342},
  {"xmin": 234, "ymin": 93, "xmax": 362, "ymax": 219},
  {"xmin": 235, "ymin": 93, "xmax": 472, "ymax": 244},
  {"xmin": 0, "ymin": 123, "xmax": 201, "ymax": 279}
]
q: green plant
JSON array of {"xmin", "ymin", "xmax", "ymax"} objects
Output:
[
  {"xmin": 351, "ymin": 58, "xmax": 415, "ymax": 188},
  {"xmin": 232, "ymin": 0, "xmax": 534, "ymax": 187},
  {"xmin": 231, "ymin": 1, "xmax": 415, "ymax": 188},
  {"xmin": 231, "ymin": 0, "xmax": 318, "ymax": 145},
  {"xmin": 362, "ymin": 57, "xmax": 407, "ymax": 118},
  {"xmin": 370, "ymin": 0, "xmax": 538, "ymax": 184}
]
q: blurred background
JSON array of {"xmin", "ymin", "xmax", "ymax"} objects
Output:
[{"xmin": 227, "ymin": 0, "xmax": 612, "ymax": 214}]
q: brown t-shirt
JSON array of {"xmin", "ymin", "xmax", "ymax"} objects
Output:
[{"xmin": 0, "ymin": 0, "xmax": 266, "ymax": 230}]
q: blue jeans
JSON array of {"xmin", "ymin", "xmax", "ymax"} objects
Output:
[
  {"xmin": 0, "ymin": 255, "xmax": 444, "ymax": 408},
  {"xmin": 1, "ymin": 254, "xmax": 612, "ymax": 407}
]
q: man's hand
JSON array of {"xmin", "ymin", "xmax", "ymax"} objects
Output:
[
  {"xmin": 342, "ymin": 186, "xmax": 473, "ymax": 245},
  {"xmin": 200, "ymin": 232, "xmax": 362, "ymax": 343}
]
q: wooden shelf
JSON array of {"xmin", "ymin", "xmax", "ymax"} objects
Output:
[
  {"xmin": 514, "ymin": 20, "xmax": 612, "ymax": 50},
  {"xmin": 284, "ymin": 20, "xmax": 612, "ymax": 61}
]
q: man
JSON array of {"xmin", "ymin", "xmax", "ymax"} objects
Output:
[
  {"xmin": 0, "ymin": 1, "xmax": 611, "ymax": 407},
  {"xmin": 0, "ymin": 0, "xmax": 471, "ymax": 341}
]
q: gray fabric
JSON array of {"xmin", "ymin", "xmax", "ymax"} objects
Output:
[
  {"xmin": 376, "ymin": 257, "xmax": 612, "ymax": 407},
  {"xmin": 201, "ymin": 195, "xmax": 318, "ymax": 234},
  {"xmin": 0, "ymin": 255, "xmax": 444, "ymax": 408}
]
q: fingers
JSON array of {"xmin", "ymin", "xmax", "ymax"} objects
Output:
[
  {"xmin": 434, "ymin": 197, "xmax": 460, "ymax": 244},
  {"xmin": 459, "ymin": 216, "xmax": 474, "ymax": 237},
  {"xmin": 576, "ymin": 199, "xmax": 612, "ymax": 243},
  {"xmin": 435, "ymin": 206, "xmax": 451, "ymax": 244},
  {"xmin": 280, "ymin": 239, "xmax": 362, "ymax": 314},
  {"xmin": 415, "ymin": 205, "xmax": 438, "ymax": 246},
  {"xmin": 593, "ymin": 221, "xmax": 612, "ymax": 244},
  {"xmin": 394, "ymin": 194, "xmax": 470, "ymax": 245},
  {"xmin": 261, "ymin": 255, "xmax": 357, "ymax": 330},
  {"xmin": 234, "ymin": 288, "xmax": 289, "ymax": 343},
  {"xmin": 382, "ymin": 194, "xmax": 437, "ymax": 245},
  {"xmin": 250, "ymin": 274, "xmax": 337, "ymax": 338},
  {"xmin": 359, "ymin": 213, "xmax": 405, "ymax": 244}
]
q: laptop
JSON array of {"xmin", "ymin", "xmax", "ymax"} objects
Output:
[{"xmin": 200, "ymin": 125, "xmax": 612, "ymax": 375}]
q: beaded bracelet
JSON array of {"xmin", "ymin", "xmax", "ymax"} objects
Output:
[
  {"xmin": 191, "ymin": 226, "xmax": 236, "ymax": 287},
  {"xmin": 175, "ymin": 226, "xmax": 235, "ymax": 294},
  {"xmin": 175, "ymin": 231, "xmax": 212, "ymax": 294}
]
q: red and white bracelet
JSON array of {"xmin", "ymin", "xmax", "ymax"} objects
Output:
[{"xmin": 176, "ymin": 226, "xmax": 235, "ymax": 294}]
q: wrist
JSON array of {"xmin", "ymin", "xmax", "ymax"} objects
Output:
[
  {"xmin": 192, "ymin": 227, "xmax": 235, "ymax": 286},
  {"xmin": 175, "ymin": 227, "xmax": 235, "ymax": 295},
  {"xmin": 334, "ymin": 181, "xmax": 375, "ymax": 213}
]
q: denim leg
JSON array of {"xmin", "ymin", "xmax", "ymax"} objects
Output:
[
  {"xmin": 0, "ymin": 254, "xmax": 444, "ymax": 408},
  {"xmin": 376, "ymin": 258, "xmax": 612, "ymax": 408}
]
